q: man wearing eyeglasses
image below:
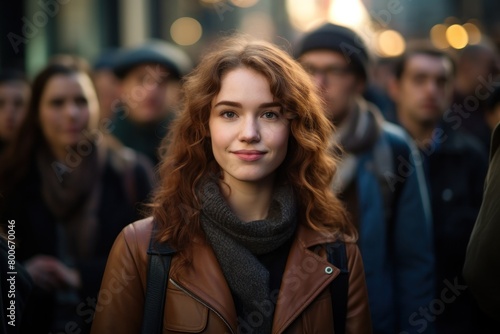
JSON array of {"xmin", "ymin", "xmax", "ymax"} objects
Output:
[{"xmin": 296, "ymin": 24, "xmax": 435, "ymax": 334}]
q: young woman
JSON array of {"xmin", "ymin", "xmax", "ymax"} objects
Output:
[
  {"xmin": 0, "ymin": 62, "xmax": 154, "ymax": 333},
  {"xmin": 91, "ymin": 37, "xmax": 371, "ymax": 333}
]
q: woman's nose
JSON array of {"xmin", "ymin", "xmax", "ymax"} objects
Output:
[
  {"xmin": 238, "ymin": 116, "xmax": 260, "ymax": 143},
  {"xmin": 65, "ymin": 102, "xmax": 80, "ymax": 119}
]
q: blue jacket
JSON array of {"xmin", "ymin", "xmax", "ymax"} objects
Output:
[{"xmin": 337, "ymin": 101, "xmax": 435, "ymax": 334}]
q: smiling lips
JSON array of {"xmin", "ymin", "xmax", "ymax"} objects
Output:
[{"xmin": 232, "ymin": 150, "xmax": 267, "ymax": 161}]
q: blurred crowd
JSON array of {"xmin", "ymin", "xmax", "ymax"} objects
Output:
[{"xmin": 0, "ymin": 21, "xmax": 499, "ymax": 334}]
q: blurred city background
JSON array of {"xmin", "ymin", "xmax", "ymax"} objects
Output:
[{"xmin": 1, "ymin": 0, "xmax": 500, "ymax": 76}]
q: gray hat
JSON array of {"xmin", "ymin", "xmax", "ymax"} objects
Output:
[
  {"xmin": 113, "ymin": 40, "xmax": 193, "ymax": 80},
  {"xmin": 295, "ymin": 23, "xmax": 370, "ymax": 80}
]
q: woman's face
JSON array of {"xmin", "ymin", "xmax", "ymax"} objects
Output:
[
  {"xmin": 39, "ymin": 73, "xmax": 97, "ymax": 155},
  {"xmin": 209, "ymin": 67, "xmax": 290, "ymax": 186},
  {"xmin": 0, "ymin": 81, "xmax": 30, "ymax": 142}
]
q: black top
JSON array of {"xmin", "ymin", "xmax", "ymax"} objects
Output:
[
  {"xmin": 425, "ymin": 124, "xmax": 489, "ymax": 333},
  {"xmin": 231, "ymin": 236, "xmax": 293, "ymax": 325}
]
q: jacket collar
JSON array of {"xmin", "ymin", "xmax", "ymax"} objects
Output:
[
  {"xmin": 170, "ymin": 224, "xmax": 342, "ymax": 334},
  {"xmin": 272, "ymin": 224, "xmax": 341, "ymax": 333},
  {"xmin": 170, "ymin": 235, "xmax": 239, "ymax": 333}
]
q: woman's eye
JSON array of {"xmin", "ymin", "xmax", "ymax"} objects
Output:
[
  {"xmin": 221, "ymin": 111, "xmax": 237, "ymax": 118},
  {"xmin": 75, "ymin": 97, "xmax": 88, "ymax": 106},
  {"xmin": 262, "ymin": 111, "xmax": 278, "ymax": 119},
  {"xmin": 50, "ymin": 98, "xmax": 65, "ymax": 108}
]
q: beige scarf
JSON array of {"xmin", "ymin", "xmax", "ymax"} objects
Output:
[{"xmin": 332, "ymin": 98, "xmax": 383, "ymax": 193}]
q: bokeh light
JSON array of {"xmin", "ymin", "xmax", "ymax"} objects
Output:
[
  {"xmin": 285, "ymin": 0, "xmax": 322, "ymax": 32},
  {"xmin": 430, "ymin": 24, "xmax": 450, "ymax": 49},
  {"xmin": 446, "ymin": 24, "xmax": 469, "ymax": 49},
  {"xmin": 328, "ymin": 0, "xmax": 370, "ymax": 30},
  {"xmin": 230, "ymin": 0, "xmax": 259, "ymax": 8},
  {"xmin": 377, "ymin": 30, "xmax": 406, "ymax": 57},
  {"xmin": 463, "ymin": 22, "xmax": 481, "ymax": 45},
  {"xmin": 170, "ymin": 17, "xmax": 203, "ymax": 46}
]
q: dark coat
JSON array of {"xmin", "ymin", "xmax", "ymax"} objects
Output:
[
  {"xmin": 0, "ymin": 145, "xmax": 154, "ymax": 334},
  {"xmin": 464, "ymin": 123, "xmax": 500, "ymax": 322},
  {"xmin": 426, "ymin": 124, "xmax": 488, "ymax": 333}
]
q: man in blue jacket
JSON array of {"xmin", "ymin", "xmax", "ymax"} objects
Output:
[{"xmin": 295, "ymin": 24, "xmax": 435, "ymax": 334}]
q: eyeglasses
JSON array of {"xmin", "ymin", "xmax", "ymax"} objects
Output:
[{"xmin": 302, "ymin": 64, "xmax": 354, "ymax": 84}]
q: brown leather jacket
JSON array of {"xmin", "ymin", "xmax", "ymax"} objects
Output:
[{"xmin": 91, "ymin": 217, "xmax": 372, "ymax": 333}]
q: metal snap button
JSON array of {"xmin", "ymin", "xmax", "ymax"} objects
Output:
[{"xmin": 325, "ymin": 266, "xmax": 333, "ymax": 275}]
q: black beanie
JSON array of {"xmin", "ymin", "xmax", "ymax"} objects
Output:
[{"xmin": 295, "ymin": 23, "xmax": 369, "ymax": 80}]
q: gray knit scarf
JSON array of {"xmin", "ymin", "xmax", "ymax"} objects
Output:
[{"xmin": 200, "ymin": 179, "xmax": 297, "ymax": 334}]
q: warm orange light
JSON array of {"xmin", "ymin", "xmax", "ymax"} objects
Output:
[
  {"xmin": 377, "ymin": 30, "xmax": 406, "ymax": 57},
  {"xmin": 285, "ymin": 0, "xmax": 322, "ymax": 32},
  {"xmin": 430, "ymin": 24, "xmax": 450, "ymax": 49},
  {"xmin": 328, "ymin": 0, "xmax": 370, "ymax": 30},
  {"xmin": 463, "ymin": 22, "xmax": 481, "ymax": 45},
  {"xmin": 170, "ymin": 17, "xmax": 202, "ymax": 46},
  {"xmin": 446, "ymin": 24, "xmax": 469, "ymax": 49},
  {"xmin": 230, "ymin": 0, "xmax": 259, "ymax": 8}
]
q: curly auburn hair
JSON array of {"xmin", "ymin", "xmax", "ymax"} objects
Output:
[{"xmin": 152, "ymin": 36, "xmax": 355, "ymax": 255}]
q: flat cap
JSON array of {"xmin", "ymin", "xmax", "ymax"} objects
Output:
[{"xmin": 113, "ymin": 40, "xmax": 193, "ymax": 80}]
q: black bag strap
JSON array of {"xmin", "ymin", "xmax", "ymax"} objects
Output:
[
  {"xmin": 141, "ymin": 227, "xmax": 176, "ymax": 334},
  {"xmin": 326, "ymin": 241, "xmax": 349, "ymax": 334}
]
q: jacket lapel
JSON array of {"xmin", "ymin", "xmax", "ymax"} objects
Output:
[
  {"xmin": 169, "ymin": 226, "xmax": 342, "ymax": 334},
  {"xmin": 272, "ymin": 225, "xmax": 341, "ymax": 334},
  {"xmin": 171, "ymin": 237, "xmax": 238, "ymax": 333}
]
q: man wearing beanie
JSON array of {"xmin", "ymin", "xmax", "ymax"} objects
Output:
[{"xmin": 296, "ymin": 23, "xmax": 435, "ymax": 334}]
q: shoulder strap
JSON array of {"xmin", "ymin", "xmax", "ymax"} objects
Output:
[
  {"xmin": 326, "ymin": 241, "xmax": 349, "ymax": 334},
  {"xmin": 141, "ymin": 227, "xmax": 176, "ymax": 334}
]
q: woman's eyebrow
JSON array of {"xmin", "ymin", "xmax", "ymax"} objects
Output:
[
  {"xmin": 213, "ymin": 101, "xmax": 281, "ymax": 108},
  {"xmin": 213, "ymin": 101, "xmax": 242, "ymax": 108},
  {"xmin": 259, "ymin": 102, "xmax": 281, "ymax": 108}
]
